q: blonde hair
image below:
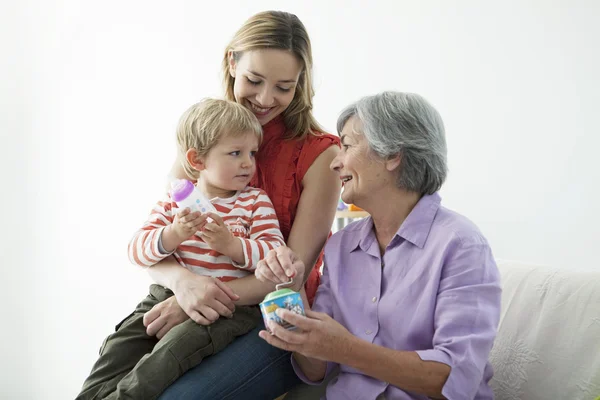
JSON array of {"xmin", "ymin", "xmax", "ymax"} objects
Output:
[
  {"xmin": 222, "ymin": 10, "xmax": 323, "ymax": 139},
  {"xmin": 176, "ymin": 98, "xmax": 263, "ymax": 179}
]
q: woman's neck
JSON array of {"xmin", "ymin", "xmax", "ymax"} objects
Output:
[
  {"xmin": 365, "ymin": 187, "xmax": 421, "ymax": 254},
  {"xmin": 261, "ymin": 114, "xmax": 286, "ymax": 137}
]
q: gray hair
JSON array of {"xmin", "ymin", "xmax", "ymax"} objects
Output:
[{"xmin": 337, "ymin": 91, "xmax": 447, "ymax": 195}]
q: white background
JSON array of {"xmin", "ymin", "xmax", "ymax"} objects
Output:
[{"xmin": 2, "ymin": 0, "xmax": 599, "ymax": 398}]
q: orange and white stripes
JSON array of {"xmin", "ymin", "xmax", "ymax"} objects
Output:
[{"xmin": 128, "ymin": 187, "xmax": 285, "ymax": 282}]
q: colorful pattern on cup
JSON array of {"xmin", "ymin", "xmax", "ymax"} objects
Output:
[{"xmin": 260, "ymin": 289, "xmax": 305, "ymax": 332}]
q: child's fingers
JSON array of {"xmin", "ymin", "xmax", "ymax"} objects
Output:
[
  {"xmin": 206, "ymin": 213, "xmax": 223, "ymax": 226},
  {"xmin": 181, "ymin": 211, "xmax": 202, "ymax": 224},
  {"xmin": 183, "ymin": 221, "xmax": 202, "ymax": 232},
  {"xmin": 177, "ymin": 212, "xmax": 196, "ymax": 225},
  {"xmin": 196, "ymin": 219, "xmax": 208, "ymax": 231},
  {"xmin": 202, "ymin": 223, "xmax": 219, "ymax": 233},
  {"xmin": 176, "ymin": 208, "xmax": 191, "ymax": 218},
  {"xmin": 191, "ymin": 214, "xmax": 209, "ymax": 228},
  {"xmin": 199, "ymin": 228, "xmax": 211, "ymax": 239},
  {"xmin": 188, "ymin": 211, "xmax": 204, "ymax": 220}
]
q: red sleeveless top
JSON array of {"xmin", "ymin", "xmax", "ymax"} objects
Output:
[{"xmin": 250, "ymin": 116, "xmax": 340, "ymax": 305}]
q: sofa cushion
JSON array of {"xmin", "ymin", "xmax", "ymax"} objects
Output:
[{"xmin": 490, "ymin": 260, "xmax": 600, "ymax": 400}]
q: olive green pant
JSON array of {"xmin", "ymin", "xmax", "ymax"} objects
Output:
[{"xmin": 76, "ymin": 284, "xmax": 261, "ymax": 400}]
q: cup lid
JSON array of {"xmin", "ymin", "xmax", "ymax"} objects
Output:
[{"xmin": 262, "ymin": 288, "xmax": 296, "ymax": 302}]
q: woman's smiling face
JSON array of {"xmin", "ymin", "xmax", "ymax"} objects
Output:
[
  {"xmin": 229, "ymin": 49, "xmax": 302, "ymax": 126},
  {"xmin": 330, "ymin": 117, "xmax": 392, "ymax": 208}
]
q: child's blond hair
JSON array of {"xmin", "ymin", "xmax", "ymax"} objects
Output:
[{"xmin": 177, "ymin": 98, "xmax": 263, "ymax": 179}]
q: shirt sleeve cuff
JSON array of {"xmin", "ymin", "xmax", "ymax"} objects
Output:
[
  {"xmin": 417, "ymin": 349, "xmax": 473, "ymax": 400},
  {"xmin": 416, "ymin": 348, "xmax": 452, "ymax": 366},
  {"xmin": 231, "ymin": 237, "xmax": 250, "ymax": 269},
  {"xmin": 157, "ymin": 227, "xmax": 175, "ymax": 255}
]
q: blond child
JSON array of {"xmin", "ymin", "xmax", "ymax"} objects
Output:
[{"xmin": 77, "ymin": 99, "xmax": 284, "ymax": 400}]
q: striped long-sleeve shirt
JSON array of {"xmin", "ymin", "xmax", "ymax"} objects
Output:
[{"xmin": 128, "ymin": 186, "xmax": 285, "ymax": 282}]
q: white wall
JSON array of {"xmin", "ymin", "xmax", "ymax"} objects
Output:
[{"xmin": 2, "ymin": 0, "xmax": 599, "ymax": 398}]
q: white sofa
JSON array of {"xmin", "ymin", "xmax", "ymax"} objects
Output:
[
  {"xmin": 284, "ymin": 260, "xmax": 600, "ymax": 400},
  {"xmin": 489, "ymin": 260, "xmax": 600, "ymax": 400}
]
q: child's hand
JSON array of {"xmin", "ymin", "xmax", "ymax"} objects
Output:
[
  {"xmin": 200, "ymin": 213, "xmax": 237, "ymax": 256},
  {"xmin": 172, "ymin": 208, "xmax": 208, "ymax": 241}
]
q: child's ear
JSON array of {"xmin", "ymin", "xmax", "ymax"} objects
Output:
[
  {"xmin": 228, "ymin": 50, "xmax": 236, "ymax": 78},
  {"xmin": 185, "ymin": 148, "xmax": 206, "ymax": 171}
]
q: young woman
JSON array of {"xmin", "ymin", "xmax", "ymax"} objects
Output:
[{"xmin": 146, "ymin": 11, "xmax": 341, "ymax": 399}]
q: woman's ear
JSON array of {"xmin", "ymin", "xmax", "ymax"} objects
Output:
[
  {"xmin": 385, "ymin": 154, "xmax": 401, "ymax": 172},
  {"xmin": 228, "ymin": 50, "xmax": 236, "ymax": 78},
  {"xmin": 185, "ymin": 148, "xmax": 205, "ymax": 171}
]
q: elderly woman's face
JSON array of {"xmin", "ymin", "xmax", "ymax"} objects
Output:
[{"xmin": 330, "ymin": 117, "xmax": 389, "ymax": 208}]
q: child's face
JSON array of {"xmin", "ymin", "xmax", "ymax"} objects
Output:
[{"xmin": 199, "ymin": 131, "xmax": 259, "ymax": 198}]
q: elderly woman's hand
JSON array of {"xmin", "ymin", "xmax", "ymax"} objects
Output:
[
  {"xmin": 255, "ymin": 246, "xmax": 306, "ymax": 292},
  {"xmin": 259, "ymin": 309, "xmax": 353, "ymax": 362}
]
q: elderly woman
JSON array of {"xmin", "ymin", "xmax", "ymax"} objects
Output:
[{"xmin": 255, "ymin": 91, "xmax": 502, "ymax": 400}]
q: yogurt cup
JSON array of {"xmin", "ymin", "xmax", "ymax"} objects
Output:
[{"xmin": 260, "ymin": 288, "xmax": 305, "ymax": 332}]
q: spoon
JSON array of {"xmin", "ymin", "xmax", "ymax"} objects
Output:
[{"xmin": 276, "ymin": 278, "xmax": 295, "ymax": 291}]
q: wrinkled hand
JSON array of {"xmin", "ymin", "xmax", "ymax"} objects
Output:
[
  {"xmin": 143, "ymin": 296, "xmax": 188, "ymax": 339},
  {"xmin": 174, "ymin": 274, "xmax": 239, "ymax": 325},
  {"xmin": 259, "ymin": 309, "xmax": 353, "ymax": 362},
  {"xmin": 200, "ymin": 213, "xmax": 236, "ymax": 255},
  {"xmin": 172, "ymin": 208, "xmax": 209, "ymax": 240},
  {"xmin": 255, "ymin": 246, "xmax": 305, "ymax": 292}
]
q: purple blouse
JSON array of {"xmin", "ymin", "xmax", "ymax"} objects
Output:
[{"xmin": 293, "ymin": 192, "xmax": 502, "ymax": 400}]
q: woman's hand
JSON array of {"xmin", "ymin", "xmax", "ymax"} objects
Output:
[
  {"xmin": 255, "ymin": 247, "xmax": 306, "ymax": 292},
  {"xmin": 143, "ymin": 296, "xmax": 188, "ymax": 339},
  {"xmin": 173, "ymin": 274, "xmax": 239, "ymax": 324},
  {"xmin": 259, "ymin": 309, "xmax": 353, "ymax": 362}
]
